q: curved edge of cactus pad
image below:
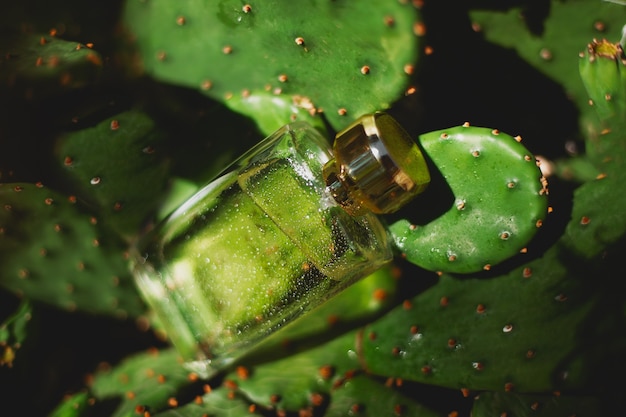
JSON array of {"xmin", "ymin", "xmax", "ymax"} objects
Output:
[{"xmin": 390, "ymin": 124, "xmax": 549, "ymax": 274}]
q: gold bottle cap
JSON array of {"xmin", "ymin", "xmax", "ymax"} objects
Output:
[{"xmin": 323, "ymin": 112, "xmax": 430, "ymax": 216}]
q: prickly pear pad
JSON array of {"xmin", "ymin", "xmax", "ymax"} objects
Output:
[
  {"xmin": 56, "ymin": 110, "xmax": 170, "ymax": 239},
  {"xmin": 0, "ymin": 183, "xmax": 145, "ymax": 317},
  {"xmin": 122, "ymin": 0, "xmax": 420, "ymax": 129},
  {"xmin": 391, "ymin": 125, "xmax": 548, "ymax": 273},
  {"xmin": 0, "ymin": 33, "xmax": 102, "ymax": 100},
  {"xmin": 358, "ymin": 249, "xmax": 597, "ymax": 393}
]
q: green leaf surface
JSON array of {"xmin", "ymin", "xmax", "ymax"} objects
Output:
[
  {"xmin": 0, "ymin": 33, "xmax": 102, "ymax": 100},
  {"xmin": 472, "ymin": 391, "xmax": 606, "ymax": 417},
  {"xmin": 56, "ymin": 110, "xmax": 170, "ymax": 238},
  {"xmin": 254, "ymin": 265, "xmax": 399, "ymax": 355},
  {"xmin": 326, "ymin": 375, "xmax": 442, "ymax": 417},
  {"xmin": 89, "ymin": 348, "xmax": 193, "ymax": 417},
  {"xmin": 223, "ymin": 90, "xmax": 327, "ymax": 136},
  {"xmin": 359, "ymin": 106, "xmax": 626, "ymax": 392},
  {"xmin": 358, "ymin": 249, "xmax": 600, "ymax": 393},
  {"xmin": 123, "ymin": 0, "xmax": 421, "ymax": 129},
  {"xmin": 231, "ymin": 331, "xmax": 360, "ymax": 412},
  {"xmin": 0, "ymin": 183, "xmax": 145, "ymax": 317},
  {"xmin": 391, "ymin": 125, "xmax": 548, "ymax": 273},
  {"xmin": 48, "ymin": 391, "xmax": 92, "ymax": 417}
]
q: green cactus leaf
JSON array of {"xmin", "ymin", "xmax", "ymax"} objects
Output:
[
  {"xmin": 551, "ymin": 156, "xmax": 603, "ymax": 183},
  {"xmin": 578, "ymin": 38, "xmax": 626, "ymax": 171},
  {"xmin": 0, "ymin": 300, "xmax": 32, "ymax": 367},
  {"xmin": 122, "ymin": 0, "xmax": 421, "ymax": 129},
  {"xmin": 472, "ymin": 4, "xmax": 626, "ymax": 186},
  {"xmin": 326, "ymin": 375, "xmax": 441, "ymax": 417},
  {"xmin": 391, "ymin": 125, "xmax": 548, "ymax": 273},
  {"xmin": 152, "ymin": 387, "xmax": 266, "ymax": 417},
  {"xmin": 357, "ymin": 249, "xmax": 601, "ymax": 392},
  {"xmin": 0, "ymin": 1, "xmax": 125, "ymax": 43},
  {"xmin": 358, "ymin": 107, "xmax": 626, "ymax": 392},
  {"xmin": 55, "ymin": 110, "xmax": 170, "ymax": 238},
  {"xmin": 0, "ymin": 183, "xmax": 145, "ymax": 317},
  {"xmin": 230, "ymin": 331, "xmax": 360, "ymax": 412},
  {"xmin": 469, "ymin": 0, "xmax": 626, "ymax": 114},
  {"xmin": 0, "ymin": 33, "xmax": 102, "ymax": 100},
  {"xmin": 568, "ymin": 38, "xmax": 626, "ymax": 258},
  {"xmin": 472, "ymin": 391, "xmax": 605, "ymax": 417},
  {"xmin": 579, "ymin": 39, "xmax": 626, "ymax": 123},
  {"xmin": 155, "ymin": 177, "xmax": 199, "ymax": 222},
  {"xmin": 48, "ymin": 391, "xmax": 91, "ymax": 417},
  {"xmin": 564, "ymin": 171, "xmax": 626, "ymax": 259},
  {"xmin": 224, "ymin": 90, "xmax": 327, "ymax": 136},
  {"xmin": 229, "ymin": 329, "xmax": 440, "ymax": 416},
  {"xmin": 253, "ymin": 265, "xmax": 399, "ymax": 356},
  {"xmin": 89, "ymin": 347, "xmax": 193, "ymax": 417}
]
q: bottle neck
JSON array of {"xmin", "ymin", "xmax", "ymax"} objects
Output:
[{"xmin": 323, "ymin": 113, "xmax": 430, "ymax": 217}]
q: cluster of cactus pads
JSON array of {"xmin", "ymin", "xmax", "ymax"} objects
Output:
[{"xmin": 1, "ymin": 0, "xmax": 625, "ymax": 416}]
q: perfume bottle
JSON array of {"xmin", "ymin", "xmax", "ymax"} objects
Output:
[{"xmin": 131, "ymin": 113, "xmax": 430, "ymax": 378}]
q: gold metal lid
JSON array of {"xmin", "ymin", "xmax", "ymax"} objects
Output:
[{"xmin": 323, "ymin": 112, "xmax": 430, "ymax": 216}]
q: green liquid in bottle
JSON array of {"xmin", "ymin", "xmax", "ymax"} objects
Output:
[{"xmin": 132, "ymin": 125, "xmax": 393, "ymax": 377}]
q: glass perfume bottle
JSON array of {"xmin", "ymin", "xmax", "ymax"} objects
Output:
[{"xmin": 131, "ymin": 113, "xmax": 430, "ymax": 378}]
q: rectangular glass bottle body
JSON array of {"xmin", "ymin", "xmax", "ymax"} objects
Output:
[{"xmin": 132, "ymin": 123, "xmax": 392, "ymax": 377}]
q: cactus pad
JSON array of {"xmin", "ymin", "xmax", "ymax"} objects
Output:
[
  {"xmin": 0, "ymin": 33, "xmax": 102, "ymax": 100},
  {"xmin": 122, "ymin": 0, "xmax": 421, "ymax": 129},
  {"xmin": 55, "ymin": 110, "xmax": 170, "ymax": 238},
  {"xmin": 231, "ymin": 331, "xmax": 439, "ymax": 416},
  {"xmin": 325, "ymin": 374, "xmax": 440, "ymax": 417},
  {"xmin": 469, "ymin": 0, "xmax": 626, "ymax": 113},
  {"xmin": 391, "ymin": 125, "xmax": 548, "ymax": 273},
  {"xmin": 472, "ymin": 391, "xmax": 604, "ymax": 417},
  {"xmin": 0, "ymin": 183, "xmax": 145, "ymax": 317},
  {"xmin": 48, "ymin": 391, "xmax": 91, "ymax": 417},
  {"xmin": 357, "ymin": 250, "xmax": 598, "ymax": 393},
  {"xmin": 88, "ymin": 347, "xmax": 194, "ymax": 417},
  {"xmin": 153, "ymin": 386, "xmax": 267, "ymax": 417},
  {"xmin": 254, "ymin": 265, "xmax": 399, "ymax": 352},
  {"xmin": 225, "ymin": 90, "xmax": 327, "ymax": 136},
  {"xmin": 567, "ymin": 39, "xmax": 626, "ymax": 258},
  {"xmin": 0, "ymin": 300, "xmax": 32, "ymax": 367}
]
